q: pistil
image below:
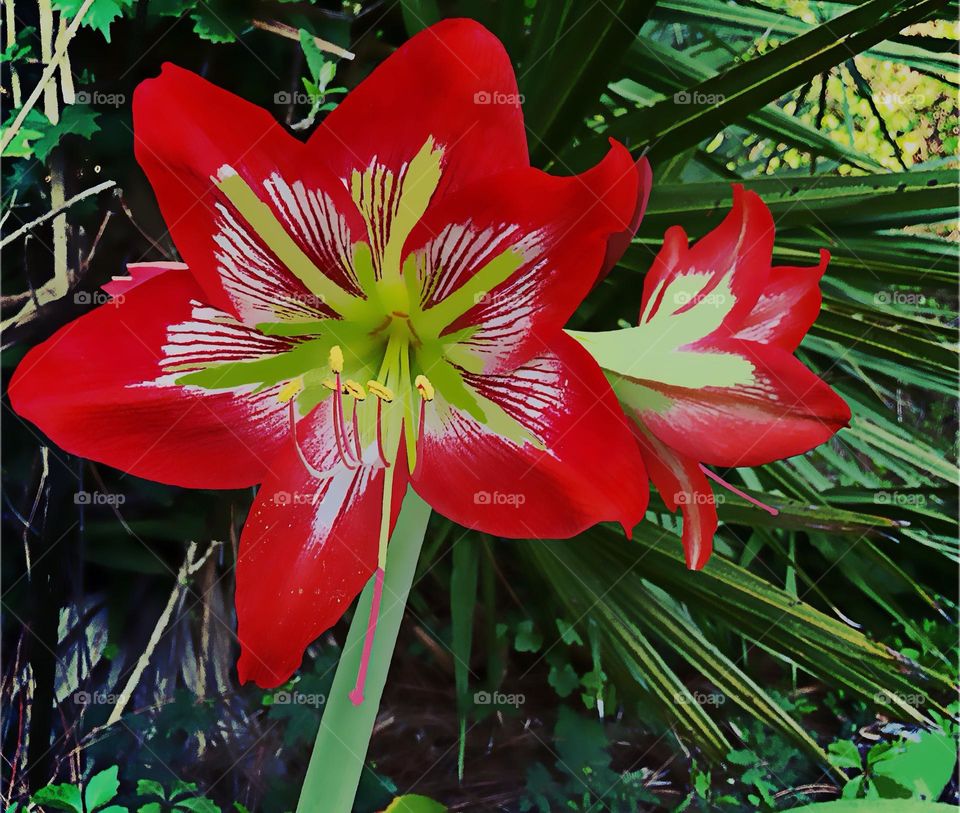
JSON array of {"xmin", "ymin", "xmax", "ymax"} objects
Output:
[{"xmin": 699, "ymin": 464, "xmax": 780, "ymax": 516}]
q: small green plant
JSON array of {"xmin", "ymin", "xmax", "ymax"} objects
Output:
[
  {"xmin": 828, "ymin": 728, "xmax": 957, "ymax": 801},
  {"xmin": 31, "ymin": 765, "xmax": 124, "ymax": 813}
]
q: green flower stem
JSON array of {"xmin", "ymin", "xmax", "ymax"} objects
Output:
[{"xmin": 296, "ymin": 487, "xmax": 432, "ymax": 813}]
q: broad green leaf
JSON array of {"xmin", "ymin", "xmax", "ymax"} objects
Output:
[
  {"xmin": 384, "ymin": 795, "xmax": 446, "ymax": 813},
  {"xmin": 600, "ymin": 0, "xmax": 950, "ymax": 160},
  {"xmin": 31, "ymin": 784, "xmax": 83, "ymax": 813},
  {"xmin": 32, "ymin": 104, "xmax": 100, "ymax": 162},
  {"xmin": 52, "ymin": 0, "xmax": 134, "ymax": 42},
  {"xmin": 788, "ymin": 801, "xmax": 957, "ymax": 812},
  {"xmin": 85, "ymin": 766, "xmax": 120, "ymax": 811},
  {"xmin": 450, "ymin": 535, "xmax": 479, "ymax": 779}
]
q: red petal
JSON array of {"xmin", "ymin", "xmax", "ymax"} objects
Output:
[
  {"xmin": 409, "ymin": 140, "xmax": 643, "ymax": 373},
  {"xmin": 411, "ymin": 333, "xmax": 648, "ymax": 538},
  {"xmin": 633, "ymin": 339, "xmax": 851, "ymax": 468},
  {"xmin": 632, "ymin": 425, "xmax": 717, "ymax": 570},
  {"xmin": 735, "ymin": 250, "xmax": 829, "ymax": 351},
  {"xmin": 102, "ymin": 262, "xmax": 187, "ymax": 297},
  {"xmin": 132, "ymin": 64, "xmax": 362, "ymax": 323},
  {"xmin": 235, "ymin": 408, "xmax": 408, "ymax": 688},
  {"xmin": 599, "ymin": 157, "xmax": 652, "ymax": 281},
  {"xmin": 308, "ymin": 19, "xmax": 528, "ymax": 199},
  {"xmin": 639, "ymin": 185, "xmax": 773, "ymax": 340},
  {"xmin": 9, "ymin": 269, "xmax": 289, "ymax": 488}
]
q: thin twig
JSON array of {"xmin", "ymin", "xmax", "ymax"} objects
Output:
[
  {"xmin": 0, "ymin": 180, "xmax": 116, "ymax": 248},
  {"xmin": 104, "ymin": 541, "xmax": 220, "ymax": 726},
  {"xmin": 0, "ymin": 0, "xmax": 94, "ymax": 154},
  {"xmin": 3, "ymin": 0, "xmax": 21, "ymax": 107},
  {"xmin": 251, "ymin": 18, "xmax": 355, "ymax": 60}
]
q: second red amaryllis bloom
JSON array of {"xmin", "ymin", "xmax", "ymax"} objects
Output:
[
  {"xmin": 571, "ymin": 186, "xmax": 851, "ymax": 570},
  {"xmin": 9, "ymin": 20, "xmax": 651, "ymax": 688}
]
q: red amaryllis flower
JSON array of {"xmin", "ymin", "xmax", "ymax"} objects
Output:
[
  {"xmin": 571, "ymin": 186, "xmax": 850, "ymax": 570},
  {"xmin": 9, "ymin": 20, "xmax": 652, "ymax": 688}
]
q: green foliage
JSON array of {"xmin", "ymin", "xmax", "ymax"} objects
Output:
[
  {"xmin": 1, "ymin": 104, "xmax": 99, "ymax": 161},
  {"xmin": 383, "ymin": 795, "xmax": 446, "ymax": 812},
  {"xmin": 520, "ymin": 707, "xmax": 659, "ymax": 811},
  {"xmin": 1, "ymin": 0, "xmax": 956, "ymax": 810},
  {"xmin": 52, "ymin": 0, "xmax": 135, "ymax": 42},
  {"xmin": 835, "ymin": 729, "xmax": 957, "ymax": 801},
  {"xmin": 32, "ymin": 766, "xmax": 123, "ymax": 813}
]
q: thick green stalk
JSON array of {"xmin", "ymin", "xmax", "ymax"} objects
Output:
[{"xmin": 296, "ymin": 487, "xmax": 432, "ymax": 813}]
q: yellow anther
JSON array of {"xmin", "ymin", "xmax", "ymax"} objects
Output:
[
  {"xmin": 277, "ymin": 377, "xmax": 304, "ymax": 404},
  {"xmin": 322, "ymin": 377, "xmax": 345, "ymax": 393},
  {"xmin": 344, "ymin": 379, "xmax": 366, "ymax": 400},
  {"xmin": 329, "ymin": 345, "xmax": 344, "ymax": 374},
  {"xmin": 414, "ymin": 374, "xmax": 435, "ymax": 401},
  {"xmin": 366, "ymin": 380, "xmax": 395, "ymax": 402}
]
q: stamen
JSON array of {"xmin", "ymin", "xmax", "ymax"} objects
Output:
[
  {"xmin": 277, "ymin": 376, "xmax": 304, "ymax": 404},
  {"xmin": 331, "ymin": 372, "xmax": 358, "ymax": 469},
  {"xmin": 414, "ymin": 374, "xmax": 435, "ymax": 401},
  {"xmin": 329, "ymin": 345, "xmax": 344, "ymax": 374},
  {"xmin": 366, "ymin": 380, "xmax": 395, "ymax": 402},
  {"xmin": 414, "ymin": 374, "xmax": 435, "ymax": 464},
  {"xmin": 699, "ymin": 464, "xmax": 780, "ymax": 516},
  {"xmin": 288, "ymin": 400, "xmax": 326, "ymax": 479},
  {"xmin": 343, "ymin": 379, "xmax": 366, "ymax": 400},
  {"xmin": 367, "ymin": 379, "xmax": 394, "ymax": 468},
  {"xmin": 351, "ymin": 399, "xmax": 363, "ymax": 463},
  {"xmin": 348, "ymin": 566, "xmax": 384, "ymax": 706},
  {"xmin": 373, "ymin": 398, "xmax": 390, "ymax": 467},
  {"xmin": 349, "ymin": 459, "xmax": 396, "ymax": 706}
]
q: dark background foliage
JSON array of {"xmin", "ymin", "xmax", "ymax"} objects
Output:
[{"xmin": 1, "ymin": 0, "xmax": 957, "ymax": 811}]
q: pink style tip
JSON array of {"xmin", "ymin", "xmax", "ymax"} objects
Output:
[
  {"xmin": 699, "ymin": 464, "xmax": 780, "ymax": 516},
  {"xmin": 348, "ymin": 567, "xmax": 386, "ymax": 707}
]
